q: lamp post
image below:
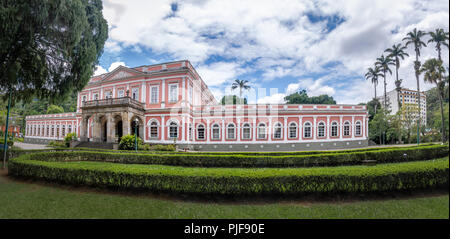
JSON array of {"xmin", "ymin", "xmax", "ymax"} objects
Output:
[
  {"xmin": 134, "ymin": 118, "xmax": 138, "ymax": 152},
  {"xmin": 2, "ymin": 91, "xmax": 11, "ymax": 169}
]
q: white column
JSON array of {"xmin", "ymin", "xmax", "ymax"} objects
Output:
[
  {"xmin": 161, "ymin": 80, "xmax": 166, "ymax": 108},
  {"xmin": 298, "ymin": 116, "xmax": 302, "ymax": 140},
  {"xmin": 351, "ymin": 116, "xmax": 355, "ymax": 139},
  {"xmin": 141, "ymin": 82, "xmax": 146, "ymax": 104},
  {"xmin": 339, "ymin": 116, "xmax": 343, "ymax": 140},
  {"xmin": 182, "ymin": 77, "xmax": 186, "ymax": 107},
  {"xmin": 221, "ymin": 119, "xmax": 225, "ymax": 141},
  {"xmin": 268, "ymin": 118, "xmax": 272, "ymax": 141},
  {"xmin": 161, "ymin": 116, "xmax": 165, "ymax": 141},
  {"xmin": 100, "ymin": 87, "xmax": 103, "ymax": 99},
  {"xmin": 237, "ymin": 118, "xmax": 241, "ymax": 141},
  {"xmin": 206, "ymin": 119, "xmax": 210, "ymax": 142},
  {"xmin": 113, "ymin": 85, "xmax": 116, "ymax": 98},
  {"xmin": 313, "ymin": 116, "xmax": 317, "ymax": 140},
  {"xmin": 253, "ymin": 118, "xmax": 257, "ymax": 141},
  {"xmin": 283, "ymin": 117, "xmax": 288, "ymax": 142},
  {"xmin": 326, "ymin": 116, "xmax": 330, "ymax": 140},
  {"xmin": 181, "ymin": 116, "xmax": 185, "ymax": 142}
]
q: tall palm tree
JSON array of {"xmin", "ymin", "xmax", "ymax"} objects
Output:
[
  {"xmin": 385, "ymin": 44, "xmax": 409, "ymax": 109},
  {"xmin": 231, "ymin": 79, "xmax": 251, "ymax": 104},
  {"xmin": 375, "ymin": 54, "xmax": 394, "ymax": 110},
  {"xmin": 428, "ymin": 28, "xmax": 449, "ymax": 62},
  {"xmin": 420, "ymin": 58, "xmax": 447, "ymax": 143},
  {"xmin": 403, "ymin": 28, "xmax": 427, "ymax": 129},
  {"xmin": 365, "ymin": 65, "xmax": 383, "ymax": 114}
]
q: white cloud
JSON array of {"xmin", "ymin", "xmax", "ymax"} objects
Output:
[
  {"xmin": 108, "ymin": 61, "xmax": 126, "ymax": 72},
  {"xmin": 99, "ymin": 0, "xmax": 449, "ymax": 104},
  {"xmin": 94, "ymin": 65, "xmax": 108, "ymax": 76},
  {"xmin": 93, "ymin": 61, "xmax": 127, "ymax": 76}
]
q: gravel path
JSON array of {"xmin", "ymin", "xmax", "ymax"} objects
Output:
[{"xmin": 14, "ymin": 142, "xmax": 50, "ymax": 150}]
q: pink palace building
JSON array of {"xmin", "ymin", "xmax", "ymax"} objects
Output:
[{"xmin": 24, "ymin": 60, "xmax": 369, "ymax": 151}]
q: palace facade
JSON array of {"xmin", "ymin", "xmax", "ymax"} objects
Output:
[{"xmin": 24, "ymin": 60, "xmax": 369, "ymax": 151}]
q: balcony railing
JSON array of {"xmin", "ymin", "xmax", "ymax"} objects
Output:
[{"xmin": 81, "ymin": 97, "xmax": 144, "ymax": 109}]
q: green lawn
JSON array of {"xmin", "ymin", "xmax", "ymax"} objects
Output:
[{"xmin": 0, "ymin": 170, "xmax": 448, "ymax": 219}]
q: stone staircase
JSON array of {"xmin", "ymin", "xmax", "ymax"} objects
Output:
[{"xmin": 74, "ymin": 141, "xmax": 116, "ymax": 150}]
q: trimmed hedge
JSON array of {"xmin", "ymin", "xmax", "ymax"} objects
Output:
[
  {"xmin": 8, "ymin": 154, "xmax": 449, "ymax": 196},
  {"xmin": 10, "ymin": 144, "xmax": 448, "ymax": 168}
]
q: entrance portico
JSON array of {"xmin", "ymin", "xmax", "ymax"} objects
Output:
[{"xmin": 79, "ymin": 97, "xmax": 145, "ymax": 143}]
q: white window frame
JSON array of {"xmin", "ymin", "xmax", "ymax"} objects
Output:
[
  {"xmin": 169, "ymin": 122, "xmax": 178, "ymax": 139},
  {"xmin": 132, "ymin": 87, "xmax": 139, "ymax": 100},
  {"xmin": 197, "ymin": 124, "xmax": 205, "ymax": 140},
  {"xmin": 211, "ymin": 124, "xmax": 220, "ymax": 140},
  {"xmin": 118, "ymin": 89, "xmax": 125, "ymax": 98},
  {"xmin": 355, "ymin": 121, "xmax": 362, "ymax": 136},
  {"xmin": 169, "ymin": 83, "xmax": 178, "ymax": 103},
  {"xmin": 317, "ymin": 121, "xmax": 325, "ymax": 138},
  {"xmin": 344, "ymin": 121, "xmax": 350, "ymax": 136},
  {"xmin": 303, "ymin": 122, "xmax": 312, "ymax": 138},
  {"xmin": 257, "ymin": 123, "xmax": 266, "ymax": 139},
  {"xmin": 289, "ymin": 122, "xmax": 297, "ymax": 138},
  {"xmin": 242, "ymin": 123, "xmax": 251, "ymax": 139},
  {"xmin": 150, "ymin": 121, "xmax": 159, "ymax": 138},
  {"xmin": 331, "ymin": 121, "xmax": 338, "ymax": 137},
  {"xmin": 273, "ymin": 122, "xmax": 282, "ymax": 139},
  {"xmin": 227, "ymin": 123, "xmax": 236, "ymax": 140},
  {"xmin": 150, "ymin": 85, "xmax": 159, "ymax": 104}
]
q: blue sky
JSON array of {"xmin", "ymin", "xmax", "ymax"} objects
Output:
[{"xmin": 96, "ymin": 0, "xmax": 449, "ymax": 104}]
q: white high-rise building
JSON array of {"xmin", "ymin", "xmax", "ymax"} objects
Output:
[{"xmin": 378, "ymin": 88, "xmax": 427, "ymax": 125}]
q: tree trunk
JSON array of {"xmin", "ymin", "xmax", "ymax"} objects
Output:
[
  {"xmin": 374, "ymin": 84, "xmax": 377, "ymax": 115},
  {"xmin": 438, "ymin": 86, "xmax": 447, "ymax": 143}
]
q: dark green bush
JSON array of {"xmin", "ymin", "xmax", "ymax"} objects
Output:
[
  {"xmin": 119, "ymin": 134, "xmax": 143, "ymax": 150},
  {"xmin": 64, "ymin": 133, "xmax": 77, "ymax": 147},
  {"xmin": 8, "ymin": 155, "xmax": 449, "ymax": 196},
  {"xmin": 14, "ymin": 144, "xmax": 448, "ymax": 168}
]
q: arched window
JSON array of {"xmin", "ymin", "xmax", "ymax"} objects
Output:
[
  {"xmin": 318, "ymin": 122, "xmax": 325, "ymax": 138},
  {"xmin": 304, "ymin": 122, "xmax": 312, "ymax": 138},
  {"xmin": 68, "ymin": 125, "xmax": 72, "ymax": 134},
  {"xmin": 212, "ymin": 124, "xmax": 220, "ymax": 140},
  {"xmin": 150, "ymin": 121, "xmax": 158, "ymax": 138},
  {"xmin": 227, "ymin": 123, "xmax": 235, "ymax": 139},
  {"xmin": 62, "ymin": 125, "xmax": 66, "ymax": 137},
  {"xmin": 46, "ymin": 125, "xmax": 50, "ymax": 137},
  {"xmin": 258, "ymin": 123, "xmax": 266, "ymax": 139},
  {"xmin": 242, "ymin": 123, "xmax": 251, "ymax": 139},
  {"xmin": 331, "ymin": 122, "xmax": 338, "ymax": 137},
  {"xmin": 197, "ymin": 124, "xmax": 205, "ymax": 140},
  {"xmin": 344, "ymin": 121, "xmax": 350, "ymax": 136},
  {"xmin": 51, "ymin": 125, "xmax": 55, "ymax": 137},
  {"xmin": 289, "ymin": 122, "xmax": 297, "ymax": 138},
  {"xmin": 273, "ymin": 122, "xmax": 282, "ymax": 139},
  {"xmin": 169, "ymin": 122, "xmax": 178, "ymax": 139},
  {"xmin": 355, "ymin": 121, "xmax": 362, "ymax": 136}
]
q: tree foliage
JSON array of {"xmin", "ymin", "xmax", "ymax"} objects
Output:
[
  {"xmin": 220, "ymin": 95, "xmax": 248, "ymax": 105},
  {"xmin": 284, "ymin": 89, "xmax": 336, "ymax": 104},
  {"xmin": 0, "ymin": 0, "xmax": 108, "ymax": 104}
]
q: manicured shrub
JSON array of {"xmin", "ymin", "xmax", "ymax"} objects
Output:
[
  {"xmin": 119, "ymin": 134, "xmax": 143, "ymax": 150},
  {"xmin": 48, "ymin": 140, "xmax": 66, "ymax": 148},
  {"xmin": 8, "ymin": 154, "xmax": 449, "ymax": 196},
  {"xmin": 64, "ymin": 133, "xmax": 77, "ymax": 147}
]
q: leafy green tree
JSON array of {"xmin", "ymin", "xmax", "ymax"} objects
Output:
[
  {"xmin": 220, "ymin": 95, "xmax": 248, "ymax": 105},
  {"xmin": 46, "ymin": 104, "xmax": 64, "ymax": 114},
  {"xmin": 420, "ymin": 58, "xmax": 447, "ymax": 142},
  {"xmin": 0, "ymin": 0, "xmax": 108, "ymax": 104},
  {"xmin": 231, "ymin": 79, "xmax": 251, "ymax": 104},
  {"xmin": 284, "ymin": 89, "xmax": 336, "ymax": 104}
]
